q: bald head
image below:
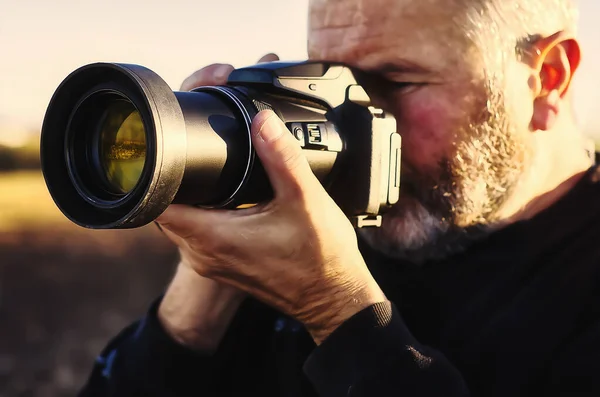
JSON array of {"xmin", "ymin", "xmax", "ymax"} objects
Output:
[
  {"xmin": 308, "ymin": 0, "xmax": 479, "ymax": 76},
  {"xmin": 310, "ymin": 0, "xmax": 578, "ymax": 66}
]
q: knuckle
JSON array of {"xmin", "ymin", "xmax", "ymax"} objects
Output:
[
  {"xmin": 192, "ymin": 68, "xmax": 213, "ymax": 86},
  {"xmin": 278, "ymin": 142, "xmax": 305, "ymax": 169},
  {"xmin": 281, "ymin": 145, "xmax": 312, "ymax": 180},
  {"xmin": 206, "ymin": 63, "xmax": 234, "ymax": 84},
  {"xmin": 194, "ymin": 263, "xmax": 215, "ymax": 278},
  {"xmin": 258, "ymin": 53, "xmax": 280, "ymax": 63}
]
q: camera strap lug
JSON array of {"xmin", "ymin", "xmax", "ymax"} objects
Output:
[{"xmin": 350, "ymin": 215, "xmax": 382, "ymax": 228}]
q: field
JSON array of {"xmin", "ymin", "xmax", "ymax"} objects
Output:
[{"xmin": 0, "ymin": 171, "xmax": 179, "ymax": 396}]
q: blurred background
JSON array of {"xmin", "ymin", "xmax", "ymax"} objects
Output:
[{"xmin": 0, "ymin": 0, "xmax": 598, "ymax": 395}]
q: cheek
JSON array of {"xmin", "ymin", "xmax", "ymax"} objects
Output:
[{"xmin": 394, "ymin": 89, "xmax": 463, "ymax": 175}]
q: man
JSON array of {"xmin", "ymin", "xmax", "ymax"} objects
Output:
[{"xmin": 80, "ymin": 0, "xmax": 600, "ymax": 396}]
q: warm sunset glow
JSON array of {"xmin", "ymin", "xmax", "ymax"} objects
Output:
[{"xmin": 0, "ymin": 0, "xmax": 598, "ymax": 140}]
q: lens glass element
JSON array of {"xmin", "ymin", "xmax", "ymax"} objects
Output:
[{"xmin": 99, "ymin": 101, "xmax": 146, "ymax": 194}]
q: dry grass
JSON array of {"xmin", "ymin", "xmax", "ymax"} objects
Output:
[
  {"xmin": 0, "ymin": 170, "xmax": 68, "ymax": 232},
  {"xmin": 0, "ymin": 171, "xmax": 179, "ymax": 396},
  {"xmin": 0, "ymin": 170, "xmax": 169, "ymax": 247}
]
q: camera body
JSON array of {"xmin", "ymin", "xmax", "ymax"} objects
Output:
[{"xmin": 40, "ymin": 61, "xmax": 401, "ymax": 229}]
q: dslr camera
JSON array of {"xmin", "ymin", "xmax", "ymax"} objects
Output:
[{"xmin": 40, "ymin": 61, "xmax": 401, "ymax": 229}]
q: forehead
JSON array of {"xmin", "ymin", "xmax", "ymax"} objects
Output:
[{"xmin": 308, "ymin": 0, "xmax": 474, "ymax": 73}]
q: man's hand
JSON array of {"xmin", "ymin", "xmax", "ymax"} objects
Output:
[
  {"xmin": 157, "ymin": 104, "xmax": 386, "ymax": 344},
  {"xmin": 157, "ymin": 54, "xmax": 280, "ymax": 352},
  {"xmin": 179, "ymin": 53, "xmax": 280, "ymax": 91}
]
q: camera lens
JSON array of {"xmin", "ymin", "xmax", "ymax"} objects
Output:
[
  {"xmin": 41, "ymin": 63, "xmax": 264, "ymax": 229},
  {"xmin": 97, "ymin": 101, "xmax": 146, "ymax": 194},
  {"xmin": 64, "ymin": 90, "xmax": 151, "ymax": 206},
  {"xmin": 41, "ymin": 63, "xmax": 189, "ymax": 228}
]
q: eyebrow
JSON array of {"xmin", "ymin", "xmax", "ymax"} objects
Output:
[{"xmin": 361, "ymin": 61, "xmax": 432, "ymax": 76}]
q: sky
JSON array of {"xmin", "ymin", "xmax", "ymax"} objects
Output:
[{"xmin": 0, "ymin": 0, "xmax": 599, "ymax": 145}]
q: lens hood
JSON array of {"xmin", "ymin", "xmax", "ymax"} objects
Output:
[{"xmin": 41, "ymin": 63, "xmax": 187, "ymax": 229}]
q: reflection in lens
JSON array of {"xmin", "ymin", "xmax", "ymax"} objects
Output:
[{"xmin": 99, "ymin": 101, "xmax": 146, "ymax": 194}]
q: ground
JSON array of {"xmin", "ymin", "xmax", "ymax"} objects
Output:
[{"xmin": 0, "ymin": 171, "xmax": 179, "ymax": 396}]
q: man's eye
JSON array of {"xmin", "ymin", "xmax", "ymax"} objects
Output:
[
  {"xmin": 387, "ymin": 81, "xmax": 426, "ymax": 95},
  {"xmin": 389, "ymin": 81, "xmax": 424, "ymax": 90},
  {"xmin": 353, "ymin": 70, "xmax": 424, "ymax": 99},
  {"xmin": 389, "ymin": 81, "xmax": 412, "ymax": 89}
]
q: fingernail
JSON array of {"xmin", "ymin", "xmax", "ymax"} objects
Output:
[{"xmin": 257, "ymin": 113, "xmax": 284, "ymax": 143}]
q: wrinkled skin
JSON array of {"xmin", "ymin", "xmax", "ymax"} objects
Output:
[
  {"xmin": 308, "ymin": 0, "xmax": 532, "ymax": 261},
  {"xmin": 157, "ymin": 0, "xmax": 588, "ymax": 347}
]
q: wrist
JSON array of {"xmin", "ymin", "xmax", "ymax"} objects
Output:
[
  {"xmin": 303, "ymin": 274, "xmax": 386, "ymax": 345},
  {"xmin": 158, "ymin": 264, "xmax": 246, "ymax": 352}
]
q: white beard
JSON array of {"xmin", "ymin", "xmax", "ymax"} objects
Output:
[
  {"xmin": 358, "ymin": 195, "xmax": 447, "ymax": 263},
  {"xmin": 357, "ymin": 72, "xmax": 535, "ymax": 264},
  {"xmin": 358, "ymin": 195, "xmax": 491, "ymax": 264}
]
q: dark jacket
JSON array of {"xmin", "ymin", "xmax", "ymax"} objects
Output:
[{"xmin": 80, "ymin": 166, "xmax": 600, "ymax": 397}]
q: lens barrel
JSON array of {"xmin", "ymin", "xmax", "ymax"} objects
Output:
[{"xmin": 41, "ymin": 63, "xmax": 339, "ymax": 229}]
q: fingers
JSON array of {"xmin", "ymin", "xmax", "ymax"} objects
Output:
[
  {"xmin": 157, "ymin": 205, "xmax": 254, "ymax": 271},
  {"xmin": 251, "ymin": 110, "xmax": 317, "ymax": 202},
  {"xmin": 156, "ymin": 204, "xmax": 227, "ymax": 241},
  {"xmin": 159, "ymin": 224, "xmax": 187, "ymax": 247},
  {"xmin": 180, "ymin": 63, "xmax": 234, "ymax": 91},
  {"xmin": 181, "ymin": 54, "xmax": 279, "ymax": 91},
  {"xmin": 257, "ymin": 53, "xmax": 280, "ymax": 63}
]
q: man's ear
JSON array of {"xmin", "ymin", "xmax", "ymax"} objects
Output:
[{"xmin": 526, "ymin": 31, "xmax": 581, "ymax": 131}]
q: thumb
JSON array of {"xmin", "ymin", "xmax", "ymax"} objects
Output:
[{"xmin": 251, "ymin": 110, "xmax": 317, "ymax": 201}]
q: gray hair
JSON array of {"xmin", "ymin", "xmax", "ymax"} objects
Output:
[{"xmin": 455, "ymin": 0, "xmax": 578, "ymax": 69}]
